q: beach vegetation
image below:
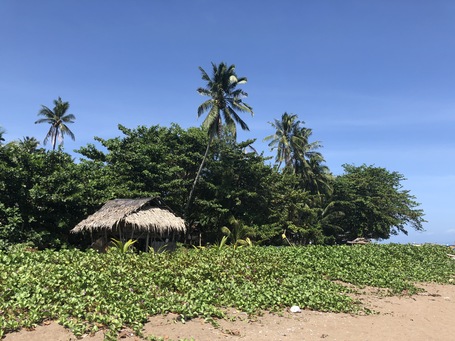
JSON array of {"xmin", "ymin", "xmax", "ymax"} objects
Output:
[{"xmin": 0, "ymin": 244, "xmax": 453, "ymax": 338}]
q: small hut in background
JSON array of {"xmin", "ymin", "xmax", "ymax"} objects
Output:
[
  {"xmin": 347, "ymin": 237, "xmax": 371, "ymax": 245},
  {"xmin": 71, "ymin": 197, "xmax": 186, "ymax": 252}
]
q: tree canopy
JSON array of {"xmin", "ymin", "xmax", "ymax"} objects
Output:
[
  {"xmin": 331, "ymin": 164, "xmax": 426, "ymax": 241},
  {"xmin": 1, "ymin": 120, "xmax": 426, "ymax": 250}
]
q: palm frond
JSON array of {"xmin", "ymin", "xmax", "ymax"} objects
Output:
[
  {"xmin": 35, "ymin": 118, "xmax": 53, "ymax": 124},
  {"xmin": 223, "ymin": 108, "xmax": 237, "ymax": 137},
  {"xmin": 231, "ymin": 88, "xmax": 249, "ymax": 98},
  {"xmin": 198, "ymin": 66, "xmax": 211, "ymax": 82},
  {"xmin": 61, "ymin": 114, "xmax": 76, "ymax": 123},
  {"xmin": 228, "ymin": 107, "xmax": 249, "ymax": 131},
  {"xmin": 60, "ymin": 125, "xmax": 76, "ymax": 141},
  {"xmin": 197, "ymin": 87, "xmax": 211, "ymax": 97},
  {"xmin": 197, "ymin": 99, "xmax": 214, "ymax": 117},
  {"xmin": 37, "ymin": 106, "xmax": 55, "ymax": 118},
  {"xmin": 201, "ymin": 107, "xmax": 219, "ymax": 134},
  {"xmin": 231, "ymin": 100, "xmax": 253, "ymax": 115}
]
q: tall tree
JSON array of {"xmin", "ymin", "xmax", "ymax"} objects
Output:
[
  {"xmin": 35, "ymin": 97, "xmax": 76, "ymax": 150},
  {"xmin": 186, "ymin": 62, "xmax": 253, "ymax": 213},
  {"xmin": 264, "ymin": 112, "xmax": 302, "ymax": 170},
  {"xmin": 291, "ymin": 126, "xmax": 333, "ymax": 194},
  {"xmin": 292, "ymin": 126, "xmax": 323, "ymax": 176},
  {"xmin": 265, "ymin": 113, "xmax": 330, "ymax": 192},
  {"xmin": 303, "ymin": 154, "xmax": 333, "ymax": 195},
  {"xmin": 331, "ymin": 164, "xmax": 426, "ymax": 241}
]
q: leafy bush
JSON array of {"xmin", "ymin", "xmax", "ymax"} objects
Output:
[{"xmin": 0, "ymin": 203, "xmax": 23, "ymax": 250}]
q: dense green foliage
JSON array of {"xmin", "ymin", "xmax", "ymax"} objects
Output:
[
  {"xmin": 0, "ymin": 244, "xmax": 453, "ymax": 339},
  {"xmin": 78, "ymin": 124, "xmax": 204, "ymax": 215},
  {"xmin": 331, "ymin": 164, "xmax": 425, "ymax": 241},
  {"xmin": 0, "ymin": 142, "xmax": 110, "ymax": 249},
  {"xmin": 0, "ymin": 120, "xmax": 426, "ymax": 248}
]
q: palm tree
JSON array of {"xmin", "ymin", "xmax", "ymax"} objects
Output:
[
  {"xmin": 302, "ymin": 153, "xmax": 333, "ymax": 195},
  {"xmin": 18, "ymin": 136, "xmax": 40, "ymax": 153},
  {"xmin": 35, "ymin": 97, "xmax": 76, "ymax": 150},
  {"xmin": 292, "ymin": 126, "xmax": 323, "ymax": 174},
  {"xmin": 264, "ymin": 112, "xmax": 296, "ymax": 169},
  {"xmin": 186, "ymin": 62, "xmax": 253, "ymax": 213},
  {"xmin": 0, "ymin": 126, "xmax": 5, "ymax": 145},
  {"xmin": 265, "ymin": 113, "xmax": 319, "ymax": 171},
  {"xmin": 288, "ymin": 126, "xmax": 334, "ymax": 196},
  {"xmin": 265, "ymin": 113, "xmax": 332, "ymax": 193}
]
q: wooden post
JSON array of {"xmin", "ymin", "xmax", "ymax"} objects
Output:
[{"xmin": 146, "ymin": 232, "xmax": 150, "ymax": 252}]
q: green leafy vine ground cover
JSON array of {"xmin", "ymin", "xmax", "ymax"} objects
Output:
[{"xmin": 0, "ymin": 244, "xmax": 454, "ymax": 339}]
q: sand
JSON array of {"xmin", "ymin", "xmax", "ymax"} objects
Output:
[{"xmin": 4, "ymin": 283, "xmax": 455, "ymax": 341}]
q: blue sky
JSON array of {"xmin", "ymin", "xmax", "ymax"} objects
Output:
[{"xmin": 1, "ymin": 1, "xmax": 454, "ymax": 244}]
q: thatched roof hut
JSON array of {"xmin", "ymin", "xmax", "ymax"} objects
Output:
[
  {"xmin": 71, "ymin": 198, "xmax": 186, "ymax": 251},
  {"xmin": 347, "ymin": 237, "xmax": 371, "ymax": 245}
]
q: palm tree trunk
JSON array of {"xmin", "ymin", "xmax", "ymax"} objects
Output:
[
  {"xmin": 52, "ymin": 130, "xmax": 57, "ymax": 150},
  {"xmin": 185, "ymin": 136, "xmax": 213, "ymax": 217}
]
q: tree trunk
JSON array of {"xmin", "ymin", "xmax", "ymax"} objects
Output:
[
  {"xmin": 52, "ymin": 131, "xmax": 57, "ymax": 150},
  {"xmin": 185, "ymin": 136, "xmax": 213, "ymax": 217}
]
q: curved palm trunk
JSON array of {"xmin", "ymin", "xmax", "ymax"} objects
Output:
[{"xmin": 185, "ymin": 136, "xmax": 213, "ymax": 217}]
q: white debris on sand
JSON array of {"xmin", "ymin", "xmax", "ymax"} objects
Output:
[{"xmin": 290, "ymin": 305, "xmax": 301, "ymax": 313}]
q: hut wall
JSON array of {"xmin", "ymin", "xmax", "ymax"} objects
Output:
[{"xmin": 149, "ymin": 241, "xmax": 178, "ymax": 253}]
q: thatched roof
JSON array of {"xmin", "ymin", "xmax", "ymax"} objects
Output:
[
  {"xmin": 71, "ymin": 198, "xmax": 186, "ymax": 235},
  {"xmin": 347, "ymin": 237, "xmax": 371, "ymax": 245}
]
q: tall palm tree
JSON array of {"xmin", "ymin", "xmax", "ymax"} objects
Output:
[
  {"xmin": 265, "ymin": 113, "xmax": 332, "ymax": 192},
  {"xmin": 301, "ymin": 153, "xmax": 333, "ymax": 195},
  {"xmin": 264, "ymin": 113, "xmax": 318, "ymax": 171},
  {"xmin": 288, "ymin": 126, "xmax": 333, "ymax": 195},
  {"xmin": 35, "ymin": 97, "xmax": 76, "ymax": 150},
  {"xmin": 292, "ymin": 126, "xmax": 322, "ymax": 172},
  {"xmin": 186, "ymin": 62, "xmax": 253, "ymax": 212}
]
